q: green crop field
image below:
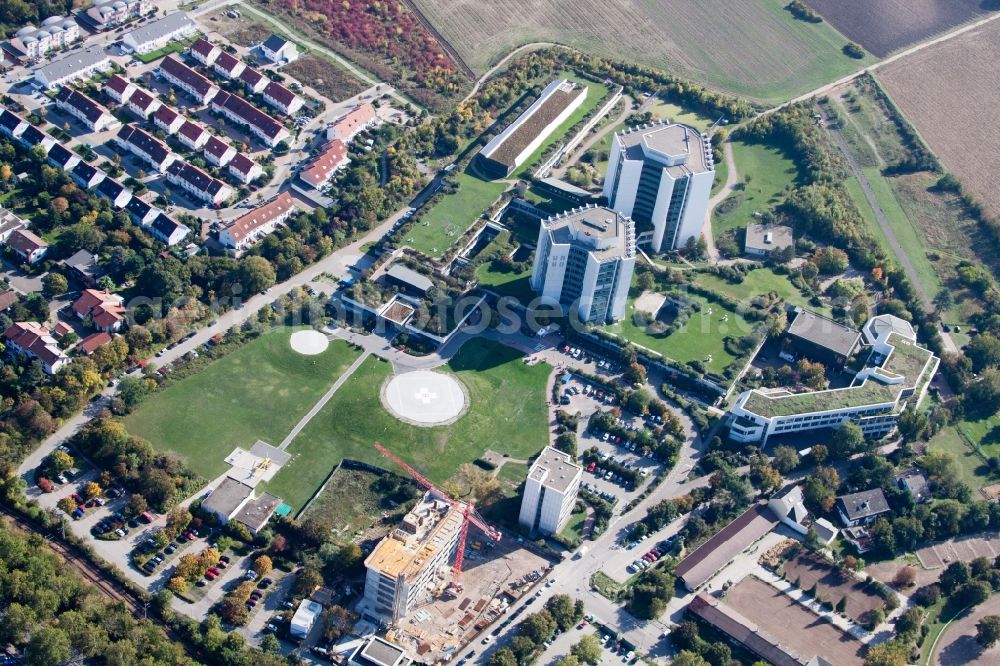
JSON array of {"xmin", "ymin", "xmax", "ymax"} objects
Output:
[
  {"xmin": 266, "ymin": 339, "xmax": 551, "ymax": 510},
  {"xmin": 604, "ymin": 292, "xmax": 752, "ymax": 374},
  {"xmin": 405, "ymin": 172, "xmax": 508, "ymax": 257},
  {"xmin": 124, "ymin": 329, "xmax": 362, "ymax": 481},
  {"xmin": 712, "ymin": 140, "xmax": 800, "ymax": 240},
  {"xmin": 411, "ymin": 0, "xmax": 873, "ymax": 104}
]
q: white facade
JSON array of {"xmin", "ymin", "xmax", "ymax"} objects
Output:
[
  {"xmin": 518, "ymin": 446, "xmax": 582, "ymax": 536},
  {"xmin": 34, "ymin": 46, "xmax": 112, "ymax": 88},
  {"xmin": 290, "ymin": 600, "xmax": 322, "ymax": 638},
  {"xmin": 11, "ymin": 18, "xmax": 80, "ymax": 59},
  {"xmin": 122, "ymin": 12, "xmax": 195, "ymax": 54},
  {"xmin": 531, "ymin": 205, "xmax": 636, "ymax": 323},
  {"xmin": 728, "ymin": 319, "xmax": 939, "ymax": 446},
  {"xmin": 603, "ymin": 122, "xmax": 714, "ymax": 251}
]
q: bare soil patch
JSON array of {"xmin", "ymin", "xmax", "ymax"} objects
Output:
[
  {"xmin": 283, "ymin": 55, "xmax": 367, "ymax": 102},
  {"xmin": 934, "ymin": 593, "xmax": 1000, "ymax": 665},
  {"xmin": 726, "ymin": 575, "xmax": 867, "ymax": 666},
  {"xmin": 803, "ymin": 0, "xmax": 994, "ymax": 57},
  {"xmin": 878, "ymin": 19, "xmax": 1000, "ymax": 218},
  {"xmin": 207, "ymin": 10, "xmax": 273, "ymax": 45},
  {"xmin": 781, "ymin": 551, "xmax": 884, "ymax": 625}
]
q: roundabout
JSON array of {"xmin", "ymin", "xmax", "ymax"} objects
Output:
[
  {"xmin": 289, "ymin": 330, "xmax": 330, "ymax": 355},
  {"xmin": 381, "ymin": 370, "xmax": 469, "ymax": 427}
]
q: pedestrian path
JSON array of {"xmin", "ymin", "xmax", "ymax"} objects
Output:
[{"xmin": 279, "ymin": 351, "xmax": 370, "ymax": 449}]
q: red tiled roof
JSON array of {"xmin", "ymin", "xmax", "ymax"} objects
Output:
[
  {"xmin": 203, "ymin": 135, "xmax": 232, "ymax": 159},
  {"xmin": 178, "ymin": 120, "xmax": 205, "ymax": 143},
  {"xmin": 263, "ymin": 80, "xmax": 296, "ymax": 108},
  {"xmin": 0, "ymin": 290, "xmax": 18, "ymax": 311},
  {"xmin": 223, "ymin": 192, "xmax": 295, "ymax": 245},
  {"xmin": 300, "ymin": 139, "xmax": 347, "ymax": 188},
  {"xmin": 79, "ymin": 331, "xmax": 112, "ymax": 354},
  {"xmin": 160, "ymin": 55, "xmax": 216, "ymax": 99},
  {"xmin": 331, "ymin": 102, "xmax": 375, "ymax": 140},
  {"xmin": 228, "ymin": 152, "xmax": 256, "ymax": 175},
  {"xmin": 3, "ymin": 321, "xmax": 65, "ymax": 368},
  {"xmin": 72, "ymin": 289, "xmax": 124, "ymax": 319}
]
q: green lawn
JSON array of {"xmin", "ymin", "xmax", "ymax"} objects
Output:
[
  {"xmin": 843, "ymin": 176, "xmax": 897, "ymax": 261},
  {"xmin": 695, "ymin": 268, "xmax": 829, "ymax": 316},
  {"xmin": 604, "ymin": 292, "xmax": 752, "ymax": 374},
  {"xmin": 406, "ymin": 172, "xmax": 508, "ymax": 257},
  {"xmin": 962, "ymin": 414, "xmax": 1000, "ymax": 457},
  {"xmin": 124, "ymin": 329, "xmax": 361, "ymax": 481},
  {"xmin": 266, "ymin": 339, "xmax": 552, "ymax": 510},
  {"xmin": 561, "ymin": 509, "xmax": 587, "ymax": 541},
  {"xmin": 510, "ymin": 74, "xmax": 612, "ymax": 179},
  {"xmin": 496, "ymin": 461, "xmax": 528, "ymax": 497},
  {"xmin": 475, "ymin": 260, "xmax": 534, "ymax": 302},
  {"xmin": 134, "ymin": 35, "xmax": 201, "ymax": 64},
  {"xmin": 711, "ymin": 140, "xmax": 800, "ymax": 240},
  {"xmin": 927, "ymin": 426, "xmax": 991, "ymax": 493},
  {"xmin": 711, "ymin": 149, "xmax": 729, "ymax": 197},
  {"xmin": 648, "ymin": 100, "xmax": 715, "ymax": 131}
]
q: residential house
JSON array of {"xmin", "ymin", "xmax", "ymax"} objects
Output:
[
  {"xmin": 96, "ymin": 177, "xmax": 132, "ymax": 209},
  {"xmin": 226, "ymin": 152, "xmax": 262, "ymax": 184},
  {"xmin": 3, "ymin": 322, "xmax": 69, "ymax": 374},
  {"xmin": 70, "ymin": 161, "xmax": 105, "ymax": 190},
  {"xmin": 6, "ymin": 229, "xmax": 48, "ymax": 264},
  {"xmin": 79, "ymin": 0, "xmax": 152, "ymax": 32},
  {"xmin": 237, "ymin": 66, "xmax": 267, "ymax": 94},
  {"xmin": 153, "ymin": 104, "xmax": 184, "ymax": 134},
  {"xmin": 0, "ymin": 108, "xmax": 29, "ymax": 139},
  {"xmin": 124, "ymin": 87, "xmax": 161, "ymax": 119},
  {"xmin": 54, "ymin": 87, "xmax": 115, "ymax": 131},
  {"xmin": 299, "ymin": 139, "xmax": 347, "ymax": 189},
  {"xmin": 177, "ymin": 120, "xmax": 208, "ymax": 149},
  {"xmin": 189, "ymin": 38, "xmax": 220, "ymax": 66},
  {"xmin": 8, "ymin": 17, "xmax": 80, "ymax": 60},
  {"xmin": 895, "ymin": 469, "xmax": 930, "ymax": 503},
  {"xmin": 18, "ymin": 125, "xmax": 57, "ymax": 153},
  {"xmin": 210, "ymin": 91, "xmax": 288, "ymax": 147},
  {"xmin": 47, "ymin": 143, "xmax": 80, "ymax": 171},
  {"xmin": 165, "ymin": 161, "xmax": 231, "ymax": 206},
  {"xmin": 115, "ymin": 124, "xmax": 175, "ymax": 172},
  {"xmin": 61, "ymin": 249, "xmax": 104, "ymax": 287},
  {"xmin": 126, "ymin": 196, "xmax": 159, "ymax": 227},
  {"xmin": 836, "ymin": 489, "xmax": 891, "ymax": 528},
  {"xmin": 72, "ymin": 289, "xmax": 126, "ymax": 332},
  {"xmin": 260, "ymin": 34, "xmax": 298, "ymax": 64},
  {"xmin": 212, "ymin": 51, "xmax": 245, "ymax": 79},
  {"xmin": 150, "ymin": 213, "xmax": 190, "ymax": 246},
  {"xmin": 327, "ymin": 102, "xmax": 376, "ymax": 142},
  {"xmin": 158, "ymin": 56, "xmax": 219, "ymax": 106},
  {"xmin": 104, "ymin": 74, "xmax": 135, "ymax": 104},
  {"xmin": 0, "ymin": 208, "xmax": 26, "ymax": 242},
  {"xmin": 122, "ymin": 12, "xmax": 195, "ymax": 55},
  {"xmin": 767, "ymin": 484, "xmax": 837, "ymax": 544},
  {"xmin": 78, "ymin": 331, "xmax": 112, "ymax": 354},
  {"xmin": 34, "ymin": 45, "xmax": 111, "ymax": 88},
  {"xmin": 261, "ymin": 80, "xmax": 301, "ymax": 115},
  {"xmin": 203, "ymin": 135, "xmax": 236, "ymax": 166},
  {"xmin": 218, "ymin": 192, "xmax": 296, "ymax": 251},
  {"xmin": 0, "ymin": 291, "xmax": 20, "ymax": 312}
]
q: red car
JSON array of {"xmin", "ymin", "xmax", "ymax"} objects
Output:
[
  {"xmin": 216, "ymin": 560, "xmax": 228, "ymax": 569},
  {"xmin": 207, "ymin": 567, "xmax": 220, "ymax": 576},
  {"xmin": 71, "ymin": 493, "xmax": 84, "ymax": 504},
  {"xmin": 205, "ymin": 571, "xmax": 217, "ymax": 581},
  {"xmin": 586, "ymin": 462, "xmax": 596, "ymax": 473}
]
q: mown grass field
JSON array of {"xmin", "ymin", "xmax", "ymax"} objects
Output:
[
  {"xmin": 405, "ymin": 172, "xmax": 508, "ymax": 257},
  {"xmin": 411, "ymin": 0, "xmax": 873, "ymax": 103},
  {"xmin": 124, "ymin": 329, "xmax": 361, "ymax": 481},
  {"xmin": 266, "ymin": 339, "xmax": 551, "ymax": 510},
  {"xmin": 474, "ymin": 260, "xmax": 534, "ymax": 303},
  {"xmin": 712, "ymin": 140, "xmax": 800, "ymax": 240},
  {"xmin": 605, "ymin": 292, "xmax": 752, "ymax": 374},
  {"xmin": 695, "ymin": 268, "xmax": 829, "ymax": 316}
]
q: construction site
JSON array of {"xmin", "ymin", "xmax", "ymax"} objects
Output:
[{"xmin": 362, "ymin": 444, "xmax": 553, "ymax": 662}]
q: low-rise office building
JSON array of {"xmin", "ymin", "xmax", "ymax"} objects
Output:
[
  {"xmin": 530, "ymin": 205, "xmax": 636, "ymax": 323},
  {"xmin": 744, "ymin": 223, "xmax": 793, "ymax": 258},
  {"xmin": 518, "ymin": 446, "xmax": 582, "ymax": 535}
]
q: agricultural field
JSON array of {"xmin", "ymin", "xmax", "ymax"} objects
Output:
[
  {"xmin": 405, "ymin": 172, "xmax": 508, "ymax": 257},
  {"xmin": 266, "ymin": 339, "xmax": 551, "ymax": 510},
  {"xmin": 124, "ymin": 329, "xmax": 361, "ymax": 481},
  {"xmin": 803, "ymin": 0, "xmax": 993, "ymax": 57},
  {"xmin": 711, "ymin": 139, "xmax": 801, "ymax": 240},
  {"xmin": 410, "ymin": 0, "xmax": 873, "ymax": 103},
  {"xmin": 282, "ymin": 55, "xmax": 367, "ymax": 102},
  {"xmin": 878, "ymin": 19, "xmax": 1000, "ymax": 219},
  {"xmin": 604, "ymin": 292, "xmax": 752, "ymax": 375}
]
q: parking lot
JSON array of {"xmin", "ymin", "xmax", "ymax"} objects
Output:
[{"xmin": 916, "ymin": 532, "xmax": 1000, "ymax": 569}]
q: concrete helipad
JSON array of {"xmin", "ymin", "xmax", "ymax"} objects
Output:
[
  {"xmin": 290, "ymin": 329, "xmax": 329, "ymax": 355},
  {"xmin": 381, "ymin": 370, "xmax": 468, "ymax": 426}
]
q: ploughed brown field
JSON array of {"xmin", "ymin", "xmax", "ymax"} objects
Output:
[
  {"xmin": 877, "ymin": 18, "xmax": 1000, "ymax": 217},
  {"xmin": 804, "ymin": 0, "xmax": 996, "ymax": 56}
]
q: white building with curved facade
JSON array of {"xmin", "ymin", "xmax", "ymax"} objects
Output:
[
  {"xmin": 603, "ymin": 122, "xmax": 714, "ymax": 252},
  {"xmin": 8, "ymin": 17, "xmax": 79, "ymax": 60}
]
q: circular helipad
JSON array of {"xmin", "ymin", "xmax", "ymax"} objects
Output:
[
  {"xmin": 289, "ymin": 330, "xmax": 329, "ymax": 355},
  {"xmin": 381, "ymin": 370, "xmax": 468, "ymax": 426}
]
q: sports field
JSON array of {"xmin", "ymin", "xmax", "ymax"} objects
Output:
[
  {"xmin": 406, "ymin": 172, "xmax": 508, "ymax": 257},
  {"xmin": 711, "ymin": 140, "xmax": 800, "ymax": 240},
  {"xmin": 266, "ymin": 339, "xmax": 551, "ymax": 510},
  {"xmin": 411, "ymin": 0, "xmax": 873, "ymax": 103},
  {"xmin": 605, "ymin": 292, "xmax": 752, "ymax": 375},
  {"xmin": 124, "ymin": 329, "xmax": 361, "ymax": 481}
]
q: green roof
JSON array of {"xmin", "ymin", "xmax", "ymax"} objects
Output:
[{"xmin": 742, "ymin": 332, "xmax": 935, "ymax": 418}]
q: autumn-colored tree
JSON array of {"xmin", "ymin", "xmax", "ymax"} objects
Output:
[
  {"xmin": 893, "ymin": 566, "xmax": 917, "ymax": 588},
  {"xmin": 84, "ymin": 482, "xmax": 102, "ymax": 499},
  {"xmin": 167, "ymin": 576, "xmax": 188, "ymax": 594},
  {"xmin": 253, "ymin": 555, "xmax": 273, "ymax": 577},
  {"xmin": 57, "ymin": 497, "xmax": 77, "ymax": 515}
]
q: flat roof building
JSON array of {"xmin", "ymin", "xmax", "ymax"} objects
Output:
[
  {"xmin": 34, "ymin": 46, "xmax": 112, "ymax": 89},
  {"xmin": 786, "ymin": 308, "xmax": 862, "ymax": 365},
  {"xmin": 603, "ymin": 122, "xmax": 714, "ymax": 252},
  {"xmin": 518, "ymin": 446, "xmax": 582, "ymax": 536},
  {"xmin": 745, "ymin": 223, "xmax": 793, "ymax": 258},
  {"xmin": 290, "ymin": 599, "xmax": 322, "ymax": 638},
  {"xmin": 348, "ymin": 636, "xmax": 410, "ymax": 666},
  {"xmin": 531, "ymin": 205, "xmax": 636, "ymax": 323},
  {"xmin": 363, "ymin": 492, "xmax": 464, "ymax": 622},
  {"xmin": 122, "ymin": 12, "xmax": 195, "ymax": 54},
  {"xmin": 477, "ymin": 79, "xmax": 587, "ymax": 178}
]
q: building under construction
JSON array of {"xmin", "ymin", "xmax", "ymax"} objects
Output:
[{"xmin": 362, "ymin": 492, "xmax": 465, "ymax": 622}]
